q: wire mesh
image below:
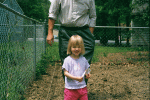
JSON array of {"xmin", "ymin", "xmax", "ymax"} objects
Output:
[
  {"xmin": 93, "ymin": 26, "xmax": 149, "ymax": 47},
  {"xmin": 0, "ymin": 3, "xmax": 46, "ymax": 99}
]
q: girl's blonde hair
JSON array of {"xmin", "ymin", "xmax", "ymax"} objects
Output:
[{"xmin": 67, "ymin": 35, "xmax": 85, "ymax": 55}]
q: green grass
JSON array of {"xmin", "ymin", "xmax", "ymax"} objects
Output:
[
  {"xmin": 91, "ymin": 45, "xmax": 149, "ymax": 63},
  {"xmin": 45, "ymin": 42, "xmax": 60, "ymax": 62},
  {"xmin": 43, "ymin": 42, "xmax": 149, "ymax": 64}
]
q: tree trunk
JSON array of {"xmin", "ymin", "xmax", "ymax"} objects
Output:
[
  {"xmin": 100, "ymin": 12, "xmax": 108, "ymax": 46},
  {"xmin": 114, "ymin": 15, "xmax": 119, "ymax": 46},
  {"xmin": 126, "ymin": 0, "xmax": 130, "ymax": 47},
  {"xmin": 126, "ymin": 16, "xmax": 130, "ymax": 46},
  {"xmin": 119, "ymin": 20, "xmax": 122, "ymax": 46}
]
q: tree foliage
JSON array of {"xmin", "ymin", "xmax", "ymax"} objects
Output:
[
  {"xmin": 131, "ymin": 0, "xmax": 149, "ymax": 26},
  {"xmin": 0, "ymin": 0, "xmax": 50, "ymax": 21},
  {"xmin": 95, "ymin": 0, "xmax": 149, "ymax": 26},
  {"xmin": 95, "ymin": 0, "xmax": 149, "ymax": 46},
  {"xmin": 95, "ymin": 0, "xmax": 132, "ymax": 46},
  {"xmin": 16, "ymin": 0, "xmax": 50, "ymax": 22},
  {"xmin": 0, "ymin": 0, "xmax": 5, "ymax": 3}
]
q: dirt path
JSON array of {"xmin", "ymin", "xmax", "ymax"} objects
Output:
[
  {"xmin": 24, "ymin": 62, "xmax": 64, "ymax": 100},
  {"xmin": 24, "ymin": 52, "xmax": 149, "ymax": 100}
]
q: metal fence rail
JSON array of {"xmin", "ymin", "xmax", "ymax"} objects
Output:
[
  {"xmin": 93, "ymin": 26, "xmax": 149, "ymax": 47},
  {"xmin": 0, "ymin": 3, "xmax": 46, "ymax": 99},
  {"xmin": 54, "ymin": 24, "xmax": 149, "ymax": 47}
]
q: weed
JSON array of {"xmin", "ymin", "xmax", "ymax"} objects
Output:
[
  {"xmin": 122, "ymin": 52, "xmax": 127, "ymax": 56},
  {"xmin": 143, "ymin": 62, "xmax": 149, "ymax": 67},
  {"xmin": 110, "ymin": 60, "xmax": 113, "ymax": 62},
  {"xmin": 103, "ymin": 52, "xmax": 108, "ymax": 57},
  {"xmin": 127, "ymin": 58, "xmax": 132, "ymax": 61},
  {"xmin": 110, "ymin": 63, "xmax": 115, "ymax": 66},
  {"xmin": 116, "ymin": 60, "xmax": 122, "ymax": 64},
  {"xmin": 35, "ymin": 42, "xmax": 60, "ymax": 79},
  {"xmin": 138, "ymin": 52, "xmax": 142, "ymax": 56}
]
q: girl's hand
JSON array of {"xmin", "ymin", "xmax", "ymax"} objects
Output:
[
  {"xmin": 85, "ymin": 73, "xmax": 91, "ymax": 79},
  {"xmin": 76, "ymin": 77, "xmax": 83, "ymax": 82}
]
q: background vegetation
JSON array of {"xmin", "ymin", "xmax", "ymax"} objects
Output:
[
  {"xmin": 95, "ymin": 0, "xmax": 149, "ymax": 46},
  {"xmin": 16, "ymin": 0, "xmax": 50, "ymax": 22},
  {"xmin": 0, "ymin": 0, "xmax": 50, "ymax": 22},
  {"xmin": 0, "ymin": 0, "xmax": 149, "ymax": 46}
]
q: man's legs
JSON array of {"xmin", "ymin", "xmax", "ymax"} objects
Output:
[
  {"xmin": 59, "ymin": 27, "xmax": 70, "ymax": 81},
  {"xmin": 76, "ymin": 28, "xmax": 95, "ymax": 84},
  {"xmin": 59, "ymin": 26, "xmax": 95, "ymax": 82}
]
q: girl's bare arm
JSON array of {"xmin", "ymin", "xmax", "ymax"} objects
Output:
[{"xmin": 64, "ymin": 70, "xmax": 83, "ymax": 82}]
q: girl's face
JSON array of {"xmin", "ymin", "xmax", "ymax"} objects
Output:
[{"xmin": 71, "ymin": 45, "xmax": 81, "ymax": 58}]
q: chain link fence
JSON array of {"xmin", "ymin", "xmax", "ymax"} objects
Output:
[
  {"xmin": 53, "ymin": 24, "xmax": 149, "ymax": 48},
  {"xmin": 0, "ymin": 3, "xmax": 46, "ymax": 99},
  {"xmin": 93, "ymin": 26, "xmax": 149, "ymax": 47}
]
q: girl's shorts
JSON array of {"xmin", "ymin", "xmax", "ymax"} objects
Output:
[{"xmin": 64, "ymin": 87, "xmax": 88, "ymax": 100}]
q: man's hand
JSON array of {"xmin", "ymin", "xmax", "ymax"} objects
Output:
[
  {"xmin": 47, "ymin": 18, "xmax": 55, "ymax": 46},
  {"xmin": 46, "ymin": 34, "xmax": 54, "ymax": 46},
  {"xmin": 89, "ymin": 27, "xmax": 94, "ymax": 34}
]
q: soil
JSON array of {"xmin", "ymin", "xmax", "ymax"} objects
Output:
[{"xmin": 23, "ymin": 51, "xmax": 149, "ymax": 100}]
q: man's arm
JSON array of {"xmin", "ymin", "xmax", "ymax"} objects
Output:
[
  {"xmin": 46, "ymin": 18, "xmax": 55, "ymax": 46},
  {"xmin": 47, "ymin": 0, "xmax": 60, "ymax": 46},
  {"xmin": 89, "ymin": 0, "xmax": 96, "ymax": 32}
]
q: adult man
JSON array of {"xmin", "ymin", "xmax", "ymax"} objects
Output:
[{"xmin": 47, "ymin": 0, "xmax": 96, "ymax": 83}]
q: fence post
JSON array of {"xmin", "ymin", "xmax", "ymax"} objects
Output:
[
  {"xmin": 33, "ymin": 21, "xmax": 36, "ymax": 80},
  {"xmin": 149, "ymin": 10, "xmax": 150, "ymax": 65}
]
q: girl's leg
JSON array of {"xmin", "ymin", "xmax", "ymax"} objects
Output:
[
  {"xmin": 79, "ymin": 87, "xmax": 88, "ymax": 100},
  {"xmin": 79, "ymin": 94, "xmax": 88, "ymax": 100}
]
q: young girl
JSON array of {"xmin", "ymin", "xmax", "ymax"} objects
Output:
[{"xmin": 62, "ymin": 35, "xmax": 91, "ymax": 100}]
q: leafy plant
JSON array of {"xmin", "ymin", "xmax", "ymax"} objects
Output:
[
  {"xmin": 35, "ymin": 42, "xmax": 60, "ymax": 79},
  {"xmin": 103, "ymin": 52, "xmax": 108, "ymax": 57}
]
